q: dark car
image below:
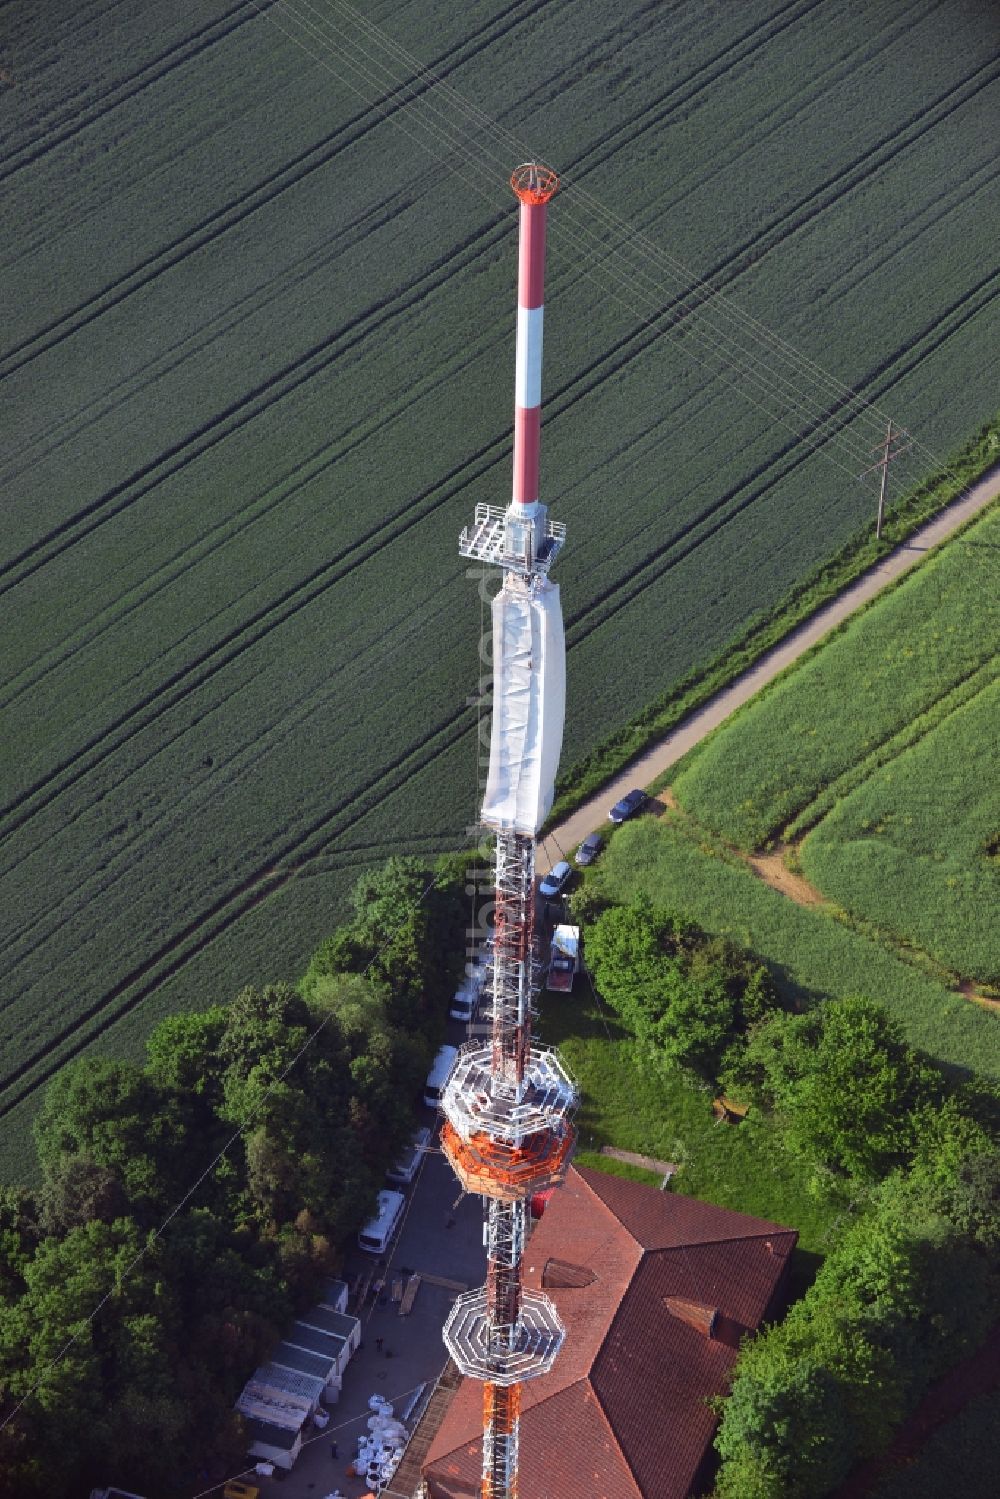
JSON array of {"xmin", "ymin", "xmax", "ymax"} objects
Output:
[
  {"xmin": 608, "ymin": 788, "xmax": 647, "ymax": 824},
  {"xmin": 574, "ymin": 832, "xmax": 604, "ymax": 866},
  {"xmin": 538, "ymin": 860, "xmax": 573, "ymax": 899}
]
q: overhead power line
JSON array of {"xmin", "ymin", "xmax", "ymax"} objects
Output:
[{"xmin": 247, "ymin": 0, "xmax": 935, "ymax": 504}]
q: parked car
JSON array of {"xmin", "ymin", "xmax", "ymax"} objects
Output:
[
  {"xmin": 608, "ymin": 788, "xmax": 647, "ymax": 824},
  {"xmin": 539, "ymin": 860, "xmax": 572, "ymax": 899},
  {"xmin": 574, "ymin": 832, "xmax": 604, "ymax": 866},
  {"xmin": 386, "ymin": 1125, "xmax": 432, "ymax": 1186}
]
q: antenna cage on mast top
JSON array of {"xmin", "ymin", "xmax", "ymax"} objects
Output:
[{"xmin": 511, "ymin": 162, "xmax": 559, "ymax": 204}]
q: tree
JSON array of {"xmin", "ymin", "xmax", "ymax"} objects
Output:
[
  {"xmin": 33, "ymin": 1058, "xmax": 190, "ymax": 1223},
  {"xmin": 301, "ymin": 855, "xmax": 457, "ymax": 1029},
  {"xmin": 714, "ymin": 1342, "xmax": 855, "ymax": 1499},
  {"xmin": 714, "ymin": 1131, "xmax": 1000, "ymax": 1499},
  {"xmin": 0, "ymin": 1216, "xmax": 182, "ymax": 1493},
  {"xmin": 727, "ymin": 996, "xmax": 939, "ymax": 1181},
  {"xmin": 585, "ymin": 899, "xmax": 775, "ymax": 1079},
  {"xmin": 37, "ymin": 1154, "xmax": 128, "ymax": 1237},
  {"xmin": 0, "ymin": 1187, "xmax": 39, "ymax": 1303},
  {"xmin": 145, "ymin": 1004, "xmax": 228, "ymax": 1103}
]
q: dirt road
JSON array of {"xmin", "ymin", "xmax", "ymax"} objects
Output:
[{"xmin": 539, "ymin": 464, "xmax": 1000, "ymax": 872}]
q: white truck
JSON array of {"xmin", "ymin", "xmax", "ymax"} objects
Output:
[{"xmin": 546, "ymin": 924, "xmax": 580, "ymax": 993}]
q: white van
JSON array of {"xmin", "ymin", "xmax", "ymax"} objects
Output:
[
  {"xmin": 358, "ymin": 1189, "xmax": 406, "ymax": 1255},
  {"xmin": 449, "ymin": 981, "xmax": 477, "ymax": 1023},
  {"xmin": 386, "ymin": 1125, "xmax": 431, "ymax": 1187},
  {"xmin": 424, "ymin": 1044, "xmax": 457, "ymax": 1109}
]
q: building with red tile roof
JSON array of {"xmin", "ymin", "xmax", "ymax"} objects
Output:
[{"xmin": 422, "ymin": 1165, "xmax": 796, "ymax": 1498}]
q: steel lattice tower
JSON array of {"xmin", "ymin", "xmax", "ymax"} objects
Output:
[{"xmin": 440, "ymin": 164, "xmax": 578, "ymax": 1499}]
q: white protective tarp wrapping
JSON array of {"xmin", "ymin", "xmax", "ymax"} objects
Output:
[{"xmin": 481, "ymin": 580, "xmax": 565, "ymax": 835}]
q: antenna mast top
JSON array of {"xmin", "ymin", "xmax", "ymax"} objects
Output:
[{"xmin": 510, "ymin": 162, "xmax": 559, "ymax": 204}]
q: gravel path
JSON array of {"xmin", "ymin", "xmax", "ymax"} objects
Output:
[{"xmin": 539, "ymin": 465, "xmax": 1000, "ymax": 872}]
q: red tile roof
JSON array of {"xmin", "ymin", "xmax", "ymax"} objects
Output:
[{"xmin": 424, "ymin": 1166, "xmax": 796, "ymax": 1499}]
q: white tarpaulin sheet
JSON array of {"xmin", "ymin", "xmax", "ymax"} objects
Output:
[{"xmin": 481, "ymin": 580, "xmax": 565, "ymax": 835}]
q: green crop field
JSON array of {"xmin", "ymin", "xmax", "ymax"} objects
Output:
[
  {"xmin": 673, "ymin": 504, "xmax": 1000, "ymax": 984},
  {"xmin": 2, "ymin": 0, "xmax": 999, "ymax": 1180},
  {"xmin": 800, "ymin": 674, "xmax": 999, "ymax": 985},
  {"xmin": 674, "ymin": 504, "xmax": 1000, "ymax": 847},
  {"xmin": 590, "ymin": 816, "xmax": 1000, "ymax": 1082}
]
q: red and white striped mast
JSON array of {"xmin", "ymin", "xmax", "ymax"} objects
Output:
[{"xmin": 442, "ymin": 164, "xmax": 577, "ymax": 1499}]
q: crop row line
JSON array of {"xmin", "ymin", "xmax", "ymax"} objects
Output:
[
  {"xmin": 565, "ymin": 49, "xmax": 1000, "ymax": 438},
  {"xmin": 7, "ymin": 99, "xmax": 991, "ymax": 852},
  {"xmin": 3, "ymin": 11, "xmax": 995, "ymax": 1085},
  {"xmin": 0, "ymin": 0, "xmax": 537, "ymax": 379},
  {"xmin": 0, "ymin": 195, "xmax": 420, "ymax": 709},
  {"xmin": 0, "ymin": 0, "xmax": 268, "ymax": 189},
  {"xmin": 0, "ymin": 173, "xmax": 414, "ymax": 486},
  {"xmin": 5, "ymin": 0, "xmax": 971, "ymax": 592},
  {"xmin": 0, "ymin": 188, "xmax": 510, "ymax": 606},
  {"xmin": 823, "ymin": 158, "xmax": 1000, "ymax": 312},
  {"xmin": 566, "ymin": 266, "xmax": 1000, "ymax": 650},
  {"xmin": 0, "ymin": 223, "xmax": 532, "ymax": 843},
  {"xmin": 0, "ymin": 566, "xmax": 467, "ymax": 960},
  {"xmin": 3, "ymin": 278, "xmax": 995, "ymax": 1091},
  {"xmin": 0, "ymin": 688, "xmax": 480, "ymax": 1118}
]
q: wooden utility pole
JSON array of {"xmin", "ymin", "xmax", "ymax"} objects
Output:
[{"xmin": 861, "ymin": 421, "xmax": 912, "ymax": 539}]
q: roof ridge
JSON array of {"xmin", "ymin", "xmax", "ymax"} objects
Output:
[
  {"xmin": 650, "ymin": 1227, "xmax": 797, "ymax": 1251},
  {"xmin": 581, "ymin": 1373, "xmax": 643, "ymax": 1497}
]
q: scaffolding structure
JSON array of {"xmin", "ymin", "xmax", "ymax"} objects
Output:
[{"xmin": 439, "ymin": 163, "xmax": 577, "ymax": 1499}]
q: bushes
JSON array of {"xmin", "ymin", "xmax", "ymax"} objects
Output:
[
  {"xmin": 300, "ymin": 853, "xmax": 464, "ymax": 1033},
  {"xmin": 592, "ymin": 816, "xmax": 1000, "ymax": 1078},
  {"xmin": 714, "ymin": 1138, "xmax": 1000, "ymax": 1497},
  {"xmin": 582, "ymin": 867, "xmax": 1000, "ymax": 1494},
  {"xmin": 584, "ymin": 897, "xmax": 779, "ymax": 1082},
  {"xmin": 723, "ymin": 996, "xmax": 942, "ymax": 1183}
]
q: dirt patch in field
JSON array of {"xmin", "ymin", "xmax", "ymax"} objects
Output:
[
  {"xmin": 746, "ymin": 844, "xmax": 826, "ymax": 907},
  {"xmin": 958, "ymin": 978, "xmax": 1000, "ymax": 1013},
  {"xmin": 644, "ymin": 785, "xmax": 682, "ymax": 820}
]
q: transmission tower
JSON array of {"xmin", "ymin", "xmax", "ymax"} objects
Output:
[{"xmin": 439, "ymin": 163, "xmax": 578, "ymax": 1499}]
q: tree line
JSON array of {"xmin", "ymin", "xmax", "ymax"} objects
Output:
[{"xmin": 0, "ymin": 855, "xmax": 467, "ymax": 1496}]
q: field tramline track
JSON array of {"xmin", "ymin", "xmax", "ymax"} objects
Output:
[
  {"xmin": 4, "ymin": 291, "xmax": 983, "ymax": 1071},
  {"xmin": 0, "ymin": 0, "xmax": 272, "ymax": 189},
  {"xmin": 0, "ymin": 182, "xmax": 415, "ymax": 482},
  {"xmin": 0, "ymin": 0, "xmax": 538, "ymax": 378},
  {"xmin": 0, "ymin": 571, "xmax": 466, "ymax": 952},
  {"xmin": 0, "ymin": 241, "xmax": 943, "ymax": 862},
  {"xmin": 277, "ymin": 0, "xmax": 968, "ymax": 448},
  {"xmin": 3, "ymin": 15, "xmax": 975, "ymax": 644},
  {"xmin": 7, "ymin": 15, "xmax": 991, "ymax": 578},
  {"xmin": 566, "ymin": 266, "xmax": 1000, "ymax": 645},
  {"xmin": 3, "ymin": 47, "xmax": 964, "ymax": 603},
  {"xmin": 0, "ymin": 693, "xmax": 480, "ymax": 1121}
]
